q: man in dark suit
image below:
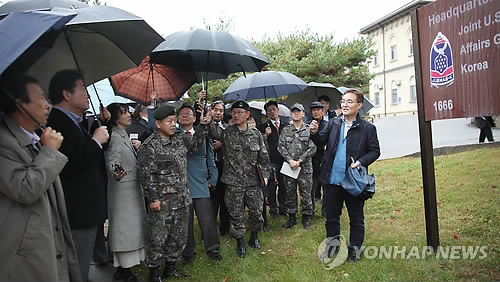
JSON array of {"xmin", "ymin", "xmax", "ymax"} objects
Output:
[
  {"xmin": 318, "ymin": 95, "xmax": 341, "ymax": 122},
  {"xmin": 257, "ymin": 101, "xmax": 289, "ymax": 218},
  {"xmin": 0, "ymin": 76, "xmax": 82, "ymax": 282},
  {"xmin": 308, "ymin": 101, "xmax": 328, "ymax": 216},
  {"xmin": 47, "ymin": 69, "xmax": 109, "ymax": 282},
  {"xmin": 127, "ymin": 104, "xmax": 152, "ymax": 142}
]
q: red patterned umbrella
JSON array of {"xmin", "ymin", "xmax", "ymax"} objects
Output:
[{"xmin": 110, "ymin": 56, "xmax": 196, "ymax": 105}]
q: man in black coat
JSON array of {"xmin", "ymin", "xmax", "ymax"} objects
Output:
[
  {"xmin": 311, "ymin": 89, "xmax": 380, "ymax": 263},
  {"xmin": 308, "ymin": 101, "xmax": 328, "ymax": 216},
  {"xmin": 47, "ymin": 69, "xmax": 109, "ymax": 282},
  {"xmin": 257, "ymin": 101, "xmax": 289, "ymax": 218}
]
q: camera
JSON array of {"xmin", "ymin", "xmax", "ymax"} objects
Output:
[{"xmin": 112, "ymin": 164, "xmax": 127, "ymax": 175}]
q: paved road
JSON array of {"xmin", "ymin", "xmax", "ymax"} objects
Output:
[{"xmin": 374, "ymin": 115, "xmax": 499, "ymax": 159}]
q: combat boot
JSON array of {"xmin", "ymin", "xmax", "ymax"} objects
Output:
[
  {"xmin": 162, "ymin": 261, "xmax": 187, "ymax": 279},
  {"xmin": 283, "ymin": 213, "xmax": 297, "ymax": 228},
  {"xmin": 302, "ymin": 215, "xmax": 311, "ymax": 229},
  {"xmin": 248, "ymin": 231, "xmax": 262, "ymax": 249},
  {"xmin": 148, "ymin": 266, "xmax": 162, "ymax": 282},
  {"xmin": 236, "ymin": 237, "xmax": 246, "ymax": 258}
]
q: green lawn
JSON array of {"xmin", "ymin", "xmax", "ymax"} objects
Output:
[{"xmin": 136, "ymin": 146, "xmax": 500, "ymax": 281}]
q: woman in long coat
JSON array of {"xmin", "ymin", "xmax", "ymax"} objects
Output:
[{"xmin": 105, "ymin": 103, "xmax": 146, "ymax": 281}]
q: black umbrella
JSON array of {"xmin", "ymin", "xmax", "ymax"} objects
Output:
[
  {"xmin": 150, "ymin": 28, "xmax": 270, "ymax": 83},
  {"xmin": 2, "ymin": 5, "xmax": 164, "ymax": 93},
  {"xmin": 0, "ymin": 0, "xmax": 88, "ymax": 17}
]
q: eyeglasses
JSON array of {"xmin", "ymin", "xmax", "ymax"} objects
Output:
[
  {"xmin": 340, "ymin": 99, "xmax": 357, "ymax": 105},
  {"xmin": 231, "ymin": 110, "xmax": 248, "ymax": 116}
]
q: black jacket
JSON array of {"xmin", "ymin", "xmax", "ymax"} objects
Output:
[
  {"xmin": 47, "ymin": 108, "xmax": 107, "ymax": 229},
  {"xmin": 258, "ymin": 117, "xmax": 289, "ymax": 164},
  {"xmin": 311, "ymin": 114, "xmax": 380, "ymax": 185}
]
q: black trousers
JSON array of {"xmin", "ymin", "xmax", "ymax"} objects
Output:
[
  {"xmin": 183, "ymin": 198, "xmax": 220, "ymax": 258},
  {"xmin": 324, "ymin": 183, "xmax": 365, "ymax": 249}
]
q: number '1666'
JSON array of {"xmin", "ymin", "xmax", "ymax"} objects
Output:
[{"xmin": 433, "ymin": 99, "xmax": 453, "ymax": 112}]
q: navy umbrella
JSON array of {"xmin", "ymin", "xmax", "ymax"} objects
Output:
[{"xmin": 223, "ymin": 71, "xmax": 308, "ymax": 101}]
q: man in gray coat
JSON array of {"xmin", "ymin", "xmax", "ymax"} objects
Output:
[{"xmin": 0, "ymin": 76, "xmax": 81, "ymax": 281}]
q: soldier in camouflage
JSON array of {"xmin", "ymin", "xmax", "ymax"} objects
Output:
[
  {"xmin": 207, "ymin": 100, "xmax": 271, "ymax": 258},
  {"xmin": 277, "ymin": 103, "xmax": 317, "ymax": 229},
  {"xmin": 137, "ymin": 105, "xmax": 209, "ymax": 282}
]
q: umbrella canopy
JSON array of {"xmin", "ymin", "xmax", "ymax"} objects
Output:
[
  {"xmin": 248, "ymin": 101, "xmax": 290, "ymax": 116},
  {"xmin": 110, "ymin": 56, "xmax": 196, "ymax": 106},
  {"xmin": 0, "ymin": 0, "xmax": 88, "ymax": 17},
  {"xmin": 150, "ymin": 28, "xmax": 270, "ymax": 82},
  {"xmin": 1, "ymin": 5, "xmax": 164, "ymax": 92},
  {"xmin": 285, "ymin": 82, "xmax": 343, "ymax": 109},
  {"xmin": 223, "ymin": 71, "xmax": 308, "ymax": 101},
  {"xmin": 0, "ymin": 10, "xmax": 76, "ymax": 76}
]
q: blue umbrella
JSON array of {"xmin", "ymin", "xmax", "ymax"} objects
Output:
[
  {"xmin": 0, "ymin": 10, "xmax": 76, "ymax": 76},
  {"xmin": 223, "ymin": 71, "xmax": 308, "ymax": 101}
]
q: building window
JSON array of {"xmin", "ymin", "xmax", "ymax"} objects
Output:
[
  {"xmin": 410, "ymin": 85, "xmax": 417, "ymax": 102},
  {"xmin": 391, "ymin": 88, "xmax": 398, "ymax": 104},
  {"xmin": 391, "ymin": 45, "xmax": 397, "ymax": 61},
  {"xmin": 375, "ymin": 92, "xmax": 380, "ymax": 106},
  {"xmin": 374, "ymin": 51, "xmax": 379, "ymax": 66},
  {"xmin": 409, "ymin": 39, "xmax": 413, "ymax": 56}
]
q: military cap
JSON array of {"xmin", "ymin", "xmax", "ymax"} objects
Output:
[
  {"xmin": 290, "ymin": 103, "xmax": 305, "ymax": 112},
  {"xmin": 309, "ymin": 101, "xmax": 325, "ymax": 109},
  {"xmin": 231, "ymin": 100, "xmax": 250, "ymax": 111},
  {"xmin": 153, "ymin": 105, "xmax": 176, "ymax": 120}
]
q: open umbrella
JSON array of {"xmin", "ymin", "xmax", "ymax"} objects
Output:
[
  {"xmin": 285, "ymin": 82, "xmax": 343, "ymax": 109},
  {"xmin": 110, "ymin": 56, "xmax": 196, "ymax": 106},
  {"xmin": 0, "ymin": 10, "xmax": 76, "ymax": 128},
  {"xmin": 223, "ymin": 71, "xmax": 308, "ymax": 101},
  {"xmin": 2, "ymin": 5, "xmax": 164, "ymax": 93},
  {"xmin": 0, "ymin": 0, "xmax": 88, "ymax": 17},
  {"xmin": 150, "ymin": 28, "xmax": 270, "ymax": 83}
]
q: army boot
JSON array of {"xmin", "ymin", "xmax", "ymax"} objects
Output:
[
  {"xmin": 148, "ymin": 266, "xmax": 162, "ymax": 282},
  {"xmin": 283, "ymin": 213, "xmax": 297, "ymax": 228},
  {"xmin": 162, "ymin": 261, "xmax": 187, "ymax": 279},
  {"xmin": 248, "ymin": 231, "xmax": 262, "ymax": 249},
  {"xmin": 302, "ymin": 215, "xmax": 311, "ymax": 229},
  {"xmin": 236, "ymin": 237, "xmax": 246, "ymax": 258}
]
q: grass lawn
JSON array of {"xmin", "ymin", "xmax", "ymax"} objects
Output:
[{"xmin": 135, "ymin": 146, "xmax": 500, "ymax": 281}]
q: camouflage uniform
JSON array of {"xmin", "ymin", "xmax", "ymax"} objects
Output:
[
  {"xmin": 277, "ymin": 123, "xmax": 316, "ymax": 216},
  {"xmin": 208, "ymin": 122, "xmax": 271, "ymax": 239},
  {"xmin": 137, "ymin": 126, "xmax": 207, "ymax": 268}
]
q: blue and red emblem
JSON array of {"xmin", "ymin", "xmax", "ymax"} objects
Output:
[{"xmin": 430, "ymin": 32, "xmax": 454, "ymax": 88}]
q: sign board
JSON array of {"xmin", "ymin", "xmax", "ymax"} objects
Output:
[{"xmin": 417, "ymin": 0, "xmax": 500, "ymax": 121}]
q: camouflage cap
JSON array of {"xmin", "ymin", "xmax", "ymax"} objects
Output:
[
  {"xmin": 153, "ymin": 105, "xmax": 176, "ymax": 120},
  {"xmin": 290, "ymin": 103, "xmax": 305, "ymax": 112},
  {"xmin": 231, "ymin": 100, "xmax": 250, "ymax": 111},
  {"xmin": 309, "ymin": 101, "xmax": 324, "ymax": 109}
]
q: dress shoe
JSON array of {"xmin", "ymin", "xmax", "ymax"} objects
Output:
[
  {"xmin": 162, "ymin": 262, "xmax": 187, "ymax": 279},
  {"xmin": 279, "ymin": 210, "xmax": 288, "ymax": 216},
  {"xmin": 283, "ymin": 213, "xmax": 297, "ymax": 229},
  {"xmin": 347, "ymin": 247, "xmax": 360, "ymax": 263},
  {"xmin": 183, "ymin": 255, "xmax": 195, "ymax": 265},
  {"xmin": 236, "ymin": 237, "xmax": 246, "ymax": 258},
  {"xmin": 248, "ymin": 231, "xmax": 262, "ymax": 249},
  {"xmin": 302, "ymin": 215, "xmax": 311, "ymax": 229},
  {"xmin": 207, "ymin": 251, "xmax": 223, "ymax": 261},
  {"xmin": 148, "ymin": 266, "xmax": 162, "ymax": 282},
  {"xmin": 263, "ymin": 225, "xmax": 270, "ymax": 232},
  {"xmin": 113, "ymin": 267, "xmax": 139, "ymax": 282}
]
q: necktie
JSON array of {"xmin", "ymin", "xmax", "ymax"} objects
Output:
[
  {"xmin": 274, "ymin": 121, "xmax": 279, "ymax": 131},
  {"xmin": 186, "ymin": 131, "xmax": 191, "ymax": 135}
]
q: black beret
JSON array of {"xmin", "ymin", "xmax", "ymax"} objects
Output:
[
  {"xmin": 153, "ymin": 105, "xmax": 176, "ymax": 120},
  {"xmin": 231, "ymin": 100, "xmax": 250, "ymax": 111}
]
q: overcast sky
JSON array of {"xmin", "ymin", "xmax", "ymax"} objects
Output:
[{"xmin": 105, "ymin": 0, "xmax": 414, "ymax": 42}]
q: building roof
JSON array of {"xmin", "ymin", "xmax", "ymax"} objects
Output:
[{"xmin": 359, "ymin": 0, "xmax": 432, "ymax": 34}]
